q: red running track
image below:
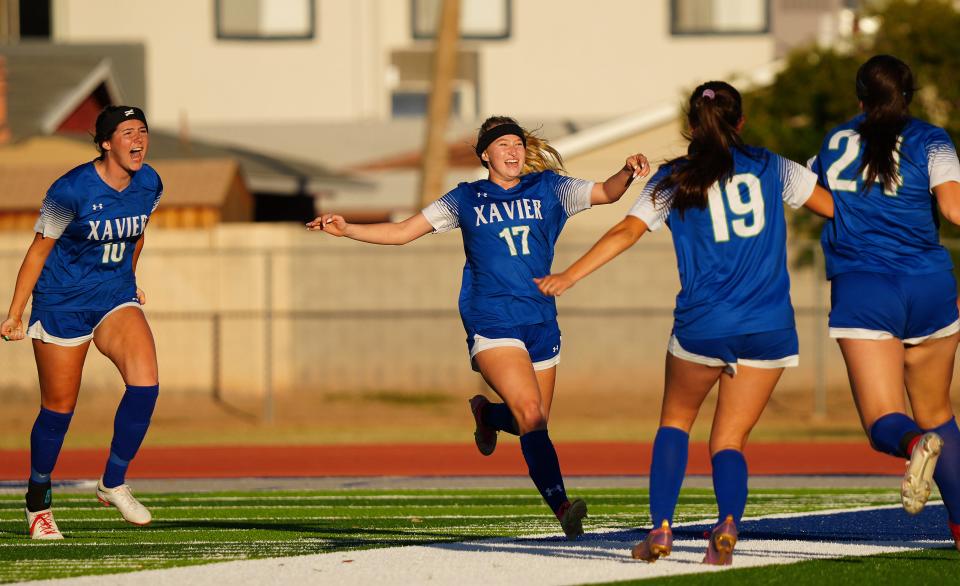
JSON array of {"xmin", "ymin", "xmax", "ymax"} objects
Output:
[{"xmin": 0, "ymin": 442, "xmax": 904, "ymax": 479}]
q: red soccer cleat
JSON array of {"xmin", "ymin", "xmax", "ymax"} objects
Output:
[
  {"xmin": 468, "ymin": 395, "xmax": 498, "ymax": 456},
  {"xmin": 632, "ymin": 519, "xmax": 673, "ymax": 562},
  {"xmin": 703, "ymin": 515, "xmax": 738, "ymax": 565}
]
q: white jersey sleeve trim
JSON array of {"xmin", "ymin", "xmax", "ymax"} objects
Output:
[
  {"xmin": 554, "ymin": 175, "xmax": 593, "ymax": 217},
  {"xmin": 422, "ymin": 191, "xmax": 460, "ymax": 233},
  {"xmin": 33, "ymin": 196, "xmax": 74, "ymax": 239},
  {"xmin": 627, "ymin": 180, "xmax": 671, "ymax": 231},
  {"xmin": 927, "ymin": 139, "xmax": 960, "ymax": 189},
  {"xmin": 777, "ymin": 154, "xmax": 818, "ymax": 209}
]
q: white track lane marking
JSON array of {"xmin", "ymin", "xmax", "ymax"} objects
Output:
[{"xmin": 33, "ymin": 505, "xmax": 952, "ymax": 586}]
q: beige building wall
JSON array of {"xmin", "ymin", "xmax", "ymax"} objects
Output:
[
  {"xmin": 0, "ymin": 224, "xmax": 849, "ymax": 412},
  {"xmin": 52, "ymin": 0, "xmax": 776, "ymax": 127},
  {"xmin": 479, "ymin": 2, "xmax": 774, "ymax": 120},
  {"xmin": 51, "ymin": 0, "xmax": 395, "ymax": 126}
]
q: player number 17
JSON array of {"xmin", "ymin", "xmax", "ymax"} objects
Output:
[{"xmin": 498, "ymin": 225, "xmax": 531, "ymax": 256}]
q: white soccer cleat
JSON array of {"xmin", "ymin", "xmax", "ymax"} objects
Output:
[
  {"xmin": 26, "ymin": 508, "xmax": 64, "ymax": 540},
  {"xmin": 902, "ymin": 432, "xmax": 943, "ymax": 515},
  {"xmin": 96, "ymin": 478, "xmax": 152, "ymax": 525}
]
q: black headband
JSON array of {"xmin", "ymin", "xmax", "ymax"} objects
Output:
[
  {"xmin": 475, "ymin": 123, "xmax": 526, "ymax": 158},
  {"xmin": 95, "ymin": 106, "xmax": 148, "ymax": 143}
]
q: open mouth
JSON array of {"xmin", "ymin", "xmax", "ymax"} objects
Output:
[{"xmin": 130, "ymin": 147, "xmax": 144, "ymax": 163}]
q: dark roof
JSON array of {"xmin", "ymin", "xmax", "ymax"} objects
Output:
[
  {"xmin": 4, "ymin": 53, "xmax": 116, "ymax": 139},
  {"xmin": 0, "ymin": 43, "xmax": 368, "ymax": 196},
  {"xmin": 1, "ymin": 42, "xmax": 147, "ymax": 140},
  {"xmin": 57, "ymin": 130, "xmax": 371, "ymax": 194}
]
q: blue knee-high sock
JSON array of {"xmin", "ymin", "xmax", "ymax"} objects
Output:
[
  {"xmin": 27, "ymin": 408, "xmax": 73, "ymax": 512},
  {"xmin": 927, "ymin": 417, "xmax": 960, "ymax": 525},
  {"xmin": 481, "ymin": 402, "xmax": 520, "ymax": 435},
  {"xmin": 102, "ymin": 384, "xmax": 159, "ymax": 488},
  {"xmin": 870, "ymin": 412, "xmax": 923, "ymax": 458},
  {"xmin": 649, "ymin": 426, "xmax": 688, "ymax": 527},
  {"xmin": 29, "ymin": 408, "xmax": 73, "ymax": 483},
  {"xmin": 712, "ymin": 449, "xmax": 748, "ymax": 525},
  {"xmin": 519, "ymin": 429, "xmax": 568, "ymax": 515}
]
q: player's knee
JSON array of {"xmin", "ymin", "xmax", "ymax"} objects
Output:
[
  {"xmin": 41, "ymin": 396, "xmax": 78, "ymax": 413},
  {"xmin": 709, "ymin": 436, "xmax": 747, "ymax": 455},
  {"xmin": 514, "ymin": 402, "xmax": 546, "ymax": 432}
]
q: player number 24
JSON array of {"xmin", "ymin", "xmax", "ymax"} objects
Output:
[
  {"xmin": 825, "ymin": 129, "xmax": 901, "ymax": 196},
  {"xmin": 708, "ymin": 173, "xmax": 765, "ymax": 243},
  {"xmin": 101, "ymin": 242, "xmax": 126, "ymax": 264},
  {"xmin": 498, "ymin": 225, "xmax": 531, "ymax": 256}
]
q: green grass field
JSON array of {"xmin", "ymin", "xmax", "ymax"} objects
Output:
[{"xmin": 0, "ymin": 486, "xmax": 951, "ymax": 584}]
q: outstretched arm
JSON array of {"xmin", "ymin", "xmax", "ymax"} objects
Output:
[
  {"xmin": 535, "ymin": 215, "xmax": 648, "ymax": 296},
  {"xmin": 1, "ymin": 234, "xmax": 56, "ymax": 341},
  {"xmin": 803, "ymin": 184, "xmax": 834, "ymax": 219},
  {"xmin": 590, "ymin": 153, "xmax": 651, "ymax": 205},
  {"xmin": 306, "ymin": 212, "xmax": 435, "ymax": 245},
  {"xmin": 934, "ymin": 181, "xmax": 960, "ymax": 226}
]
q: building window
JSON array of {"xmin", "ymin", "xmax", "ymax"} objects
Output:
[
  {"xmin": 216, "ymin": 0, "xmax": 315, "ymax": 40},
  {"xmin": 391, "ymin": 90, "xmax": 467, "ymax": 118},
  {"xmin": 412, "ymin": 0, "xmax": 511, "ymax": 40},
  {"xmin": 671, "ymin": 0, "xmax": 769, "ymax": 35}
]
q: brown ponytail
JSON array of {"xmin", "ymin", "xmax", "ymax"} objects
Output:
[
  {"xmin": 855, "ymin": 55, "xmax": 913, "ymax": 193},
  {"xmin": 652, "ymin": 81, "xmax": 746, "ymax": 214}
]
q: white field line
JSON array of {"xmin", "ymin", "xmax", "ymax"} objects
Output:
[
  {"xmin": 0, "ymin": 491, "xmax": 897, "ymax": 503},
  {"xmin": 32, "ymin": 505, "xmax": 952, "ymax": 586}
]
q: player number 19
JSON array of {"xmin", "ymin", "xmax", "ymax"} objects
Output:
[
  {"xmin": 498, "ymin": 225, "xmax": 531, "ymax": 256},
  {"xmin": 101, "ymin": 242, "xmax": 126, "ymax": 264},
  {"xmin": 708, "ymin": 173, "xmax": 765, "ymax": 243}
]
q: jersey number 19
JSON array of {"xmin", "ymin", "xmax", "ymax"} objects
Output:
[{"xmin": 708, "ymin": 173, "xmax": 765, "ymax": 243}]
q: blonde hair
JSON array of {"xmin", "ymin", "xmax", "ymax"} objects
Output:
[{"xmin": 477, "ymin": 116, "xmax": 566, "ymax": 175}]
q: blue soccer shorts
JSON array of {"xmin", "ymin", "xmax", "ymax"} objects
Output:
[
  {"xmin": 27, "ymin": 293, "xmax": 142, "ymax": 347},
  {"xmin": 829, "ymin": 270, "xmax": 960, "ymax": 344},
  {"xmin": 466, "ymin": 319, "xmax": 561, "ymax": 372},
  {"xmin": 668, "ymin": 328, "xmax": 799, "ymax": 375}
]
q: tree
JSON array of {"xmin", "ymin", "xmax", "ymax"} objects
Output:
[{"xmin": 740, "ymin": 0, "xmax": 960, "ymax": 239}]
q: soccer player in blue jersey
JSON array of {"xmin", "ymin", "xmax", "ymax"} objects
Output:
[
  {"xmin": 307, "ymin": 116, "xmax": 649, "ymax": 539},
  {"xmin": 1, "ymin": 106, "xmax": 162, "ymax": 539},
  {"xmin": 809, "ymin": 55, "xmax": 960, "ymax": 551},
  {"xmin": 537, "ymin": 82, "xmax": 834, "ymax": 564}
]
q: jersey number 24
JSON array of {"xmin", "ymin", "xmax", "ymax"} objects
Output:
[{"xmin": 825, "ymin": 130, "xmax": 902, "ymax": 196}]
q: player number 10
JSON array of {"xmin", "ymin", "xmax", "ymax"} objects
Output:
[
  {"xmin": 101, "ymin": 242, "xmax": 126, "ymax": 264},
  {"xmin": 498, "ymin": 225, "xmax": 531, "ymax": 256}
]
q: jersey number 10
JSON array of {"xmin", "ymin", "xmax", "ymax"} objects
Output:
[
  {"xmin": 708, "ymin": 173, "xmax": 765, "ymax": 243},
  {"xmin": 101, "ymin": 242, "xmax": 126, "ymax": 264}
]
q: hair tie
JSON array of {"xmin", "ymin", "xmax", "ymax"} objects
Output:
[{"xmin": 702, "ymin": 89, "xmax": 716, "ymax": 100}]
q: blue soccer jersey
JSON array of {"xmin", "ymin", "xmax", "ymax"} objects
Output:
[
  {"xmin": 811, "ymin": 115, "xmax": 960, "ymax": 278},
  {"xmin": 422, "ymin": 170, "xmax": 593, "ymax": 331},
  {"xmin": 629, "ymin": 146, "xmax": 817, "ymax": 339},
  {"xmin": 31, "ymin": 162, "xmax": 163, "ymax": 311}
]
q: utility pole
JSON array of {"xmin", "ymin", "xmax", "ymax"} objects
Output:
[{"xmin": 418, "ymin": 0, "xmax": 460, "ymax": 208}]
